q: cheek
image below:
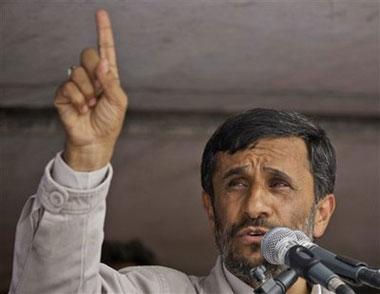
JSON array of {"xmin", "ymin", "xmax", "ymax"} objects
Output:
[
  {"xmin": 274, "ymin": 196, "xmax": 313, "ymax": 228},
  {"xmin": 214, "ymin": 197, "xmax": 242, "ymax": 228}
]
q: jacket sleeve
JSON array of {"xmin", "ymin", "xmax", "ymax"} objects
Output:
[{"xmin": 9, "ymin": 158, "xmax": 113, "ymax": 294}]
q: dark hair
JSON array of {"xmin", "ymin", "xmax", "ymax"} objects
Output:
[{"xmin": 201, "ymin": 108, "xmax": 336, "ymax": 203}]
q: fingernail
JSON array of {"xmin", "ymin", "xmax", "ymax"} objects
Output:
[
  {"xmin": 81, "ymin": 104, "xmax": 89, "ymax": 113},
  {"xmin": 100, "ymin": 58, "xmax": 109, "ymax": 74},
  {"xmin": 88, "ymin": 97, "xmax": 97, "ymax": 107}
]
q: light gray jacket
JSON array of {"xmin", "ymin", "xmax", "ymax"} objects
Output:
[{"xmin": 9, "ymin": 156, "xmax": 330, "ymax": 294}]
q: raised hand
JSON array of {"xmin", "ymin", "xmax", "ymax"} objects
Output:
[{"xmin": 55, "ymin": 9, "xmax": 127, "ymax": 171}]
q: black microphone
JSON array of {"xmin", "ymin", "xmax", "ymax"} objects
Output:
[
  {"xmin": 293, "ymin": 230, "xmax": 380, "ymax": 289},
  {"xmin": 261, "ymin": 227, "xmax": 355, "ymax": 294},
  {"xmin": 252, "ymin": 266, "xmax": 298, "ymax": 294}
]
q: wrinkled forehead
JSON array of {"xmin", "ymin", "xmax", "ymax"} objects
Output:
[{"xmin": 213, "ymin": 136, "xmax": 312, "ymax": 178}]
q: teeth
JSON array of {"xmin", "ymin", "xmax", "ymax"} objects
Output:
[{"xmin": 248, "ymin": 232, "xmax": 262, "ymax": 236}]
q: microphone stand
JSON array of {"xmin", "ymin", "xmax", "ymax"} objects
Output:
[
  {"xmin": 251, "ymin": 266, "xmax": 299, "ymax": 294},
  {"xmin": 287, "ymin": 245, "xmax": 356, "ymax": 294},
  {"xmin": 315, "ymin": 252, "xmax": 380, "ymax": 289}
]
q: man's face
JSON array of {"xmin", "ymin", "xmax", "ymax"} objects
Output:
[{"xmin": 208, "ymin": 137, "xmax": 317, "ymax": 283}]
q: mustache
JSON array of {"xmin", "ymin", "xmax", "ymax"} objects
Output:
[{"xmin": 227, "ymin": 216, "xmax": 277, "ymax": 239}]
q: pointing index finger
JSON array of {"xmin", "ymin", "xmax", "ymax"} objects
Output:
[{"xmin": 96, "ymin": 9, "xmax": 119, "ymax": 78}]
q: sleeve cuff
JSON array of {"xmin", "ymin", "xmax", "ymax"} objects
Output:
[
  {"xmin": 37, "ymin": 157, "xmax": 113, "ymax": 214},
  {"xmin": 52, "ymin": 151, "xmax": 110, "ymax": 190}
]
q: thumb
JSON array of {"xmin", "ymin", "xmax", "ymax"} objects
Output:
[{"xmin": 96, "ymin": 58, "xmax": 126, "ymax": 106}]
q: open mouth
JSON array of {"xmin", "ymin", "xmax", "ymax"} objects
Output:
[
  {"xmin": 237, "ymin": 227, "xmax": 268, "ymax": 241},
  {"xmin": 247, "ymin": 231, "xmax": 266, "ymax": 237}
]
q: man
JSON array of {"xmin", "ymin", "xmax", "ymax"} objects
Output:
[{"xmin": 9, "ymin": 9, "xmax": 336, "ymax": 294}]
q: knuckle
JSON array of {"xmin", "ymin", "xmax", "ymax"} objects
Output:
[
  {"xmin": 72, "ymin": 68, "xmax": 94, "ymax": 97},
  {"xmin": 99, "ymin": 25, "xmax": 112, "ymax": 31},
  {"xmin": 81, "ymin": 47, "xmax": 99, "ymax": 68},
  {"xmin": 53, "ymin": 97, "xmax": 59, "ymax": 107},
  {"xmin": 83, "ymin": 88, "xmax": 94, "ymax": 98},
  {"xmin": 60, "ymin": 85, "xmax": 69, "ymax": 97},
  {"xmin": 54, "ymin": 99, "xmax": 63, "ymax": 110},
  {"xmin": 71, "ymin": 67, "xmax": 84, "ymax": 80},
  {"xmin": 81, "ymin": 47, "xmax": 97, "ymax": 59},
  {"xmin": 62, "ymin": 82, "xmax": 74, "ymax": 95},
  {"xmin": 72, "ymin": 67, "xmax": 89, "ymax": 84},
  {"xmin": 62, "ymin": 82, "xmax": 82, "ymax": 105},
  {"xmin": 99, "ymin": 42, "xmax": 115, "ymax": 49}
]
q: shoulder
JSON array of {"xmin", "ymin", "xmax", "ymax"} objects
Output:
[
  {"xmin": 119, "ymin": 264, "xmax": 188, "ymax": 278},
  {"xmin": 119, "ymin": 265, "xmax": 199, "ymax": 293}
]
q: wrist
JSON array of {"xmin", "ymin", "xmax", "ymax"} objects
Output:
[{"xmin": 63, "ymin": 142, "xmax": 114, "ymax": 171}]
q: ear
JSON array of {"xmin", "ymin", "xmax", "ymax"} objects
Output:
[
  {"xmin": 202, "ymin": 191, "xmax": 215, "ymax": 230},
  {"xmin": 313, "ymin": 194, "xmax": 336, "ymax": 238}
]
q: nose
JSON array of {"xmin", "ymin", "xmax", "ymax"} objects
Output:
[{"xmin": 243, "ymin": 184, "xmax": 273, "ymax": 219}]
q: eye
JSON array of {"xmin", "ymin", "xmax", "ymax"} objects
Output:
[
  {"xmin": 227, "ymin": 178, "xmax": 248, "ymax": 189},
  {"xmin": 269, "ymin": 179, "xmax": 290, "ymax": 189}
]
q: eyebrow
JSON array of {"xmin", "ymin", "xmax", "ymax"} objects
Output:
[
  {"xmin": 264, "ymin": 167, "xmax": 295, "ymax": 186},
  {"xmin": 221, "ymin": 165, "xmax": 297, "ymax": 186},
  {"xmin": 222, "ymin": 165, "xmax": 250, "ymax": 180}
]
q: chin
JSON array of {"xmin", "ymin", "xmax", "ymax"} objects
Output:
[
  {"xmin": 231, "ymin": 240, "xmax": 264, "ymax": 267},
  {"xmin": 223, "ymin": 238, "xmax": 286, "ymax": 284},
  {"xmin": 244, "ymin": 249, "xmax": 265, "ymax": 267}
]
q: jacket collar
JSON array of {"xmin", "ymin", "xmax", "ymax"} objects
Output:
[{"xmin": 207, "ymin": 256, "xmax": 326, "ymax": 294}]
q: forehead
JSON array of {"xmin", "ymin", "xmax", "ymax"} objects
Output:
[{"xmin": 214, "ymin": 136, "xmax": 311, "ymax": 177}]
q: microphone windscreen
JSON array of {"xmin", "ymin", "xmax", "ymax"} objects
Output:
[
  {"xmin": 293, "ymin": 230, "xmax": 312, "ymax": 247},
  {"xmin": 261, "ymin": 227, "xmax": 298, "ymax": 264}
]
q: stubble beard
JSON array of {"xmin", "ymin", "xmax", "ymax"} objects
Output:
[{"xmin": 213, "ymin": 205, "xmax": 316, "ymax": 288}]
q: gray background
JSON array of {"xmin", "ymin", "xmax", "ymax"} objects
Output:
[{"xmin": 1, "ymin": 1, "xmax": 379, "ymax": 293}]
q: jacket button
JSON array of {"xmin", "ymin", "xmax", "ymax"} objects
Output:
[{"xmin": 49, "ymin": 191, "xmax": 65, "ymax": 208}]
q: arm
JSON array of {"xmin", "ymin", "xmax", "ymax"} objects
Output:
[
  {"xmin": 10, "ymin": 156, "xmax": 113, "ymax": 293},
  {"xmin": 10, "ymin": 9, "xmax": 127, "ymax": 293}
]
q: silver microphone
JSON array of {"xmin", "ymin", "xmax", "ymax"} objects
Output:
[{"xmin": 261, "ymin": 227, "xmax": 355, "ymax": 294}]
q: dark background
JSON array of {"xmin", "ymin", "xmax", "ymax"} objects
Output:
[{"xmin": 1, "ymin": 1, "xmax": 379, "ymax": 293}]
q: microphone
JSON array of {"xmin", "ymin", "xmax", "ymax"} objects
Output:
[
  {"xmin": 293, "ymin": 230, "xmax": 380, "ymax": 289},
  {"xmin": 251, "ymin": 265, "xmax": 298, "ymax": 294},
  {"xmin": 261, "ymin": 227, "xmax": 355, "ymax": 294}
]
